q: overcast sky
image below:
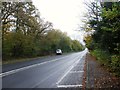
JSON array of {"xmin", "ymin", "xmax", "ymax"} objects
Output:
[{"xmin": 33, "ymin": 0, "xmax": 88, "ymax": 45}]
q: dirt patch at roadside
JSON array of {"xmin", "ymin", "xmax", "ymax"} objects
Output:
[{"xmin": 82, "ymin": 53, "xmax": 120, "ymax": 89}]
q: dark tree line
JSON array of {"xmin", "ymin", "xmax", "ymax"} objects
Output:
[
  {"xmin": 1, "ymin": 2, "xmax": 84, "ymax": 60},
  {"xmin": 84, "ymin": 1, "xmax": 120, "ymax": 76}
]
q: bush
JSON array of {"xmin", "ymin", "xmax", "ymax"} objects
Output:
[
  {"xmin": 91, "ymin": 49, "xmax": 111, "ymax": 66},
  {"xmin": 91, "ymin": 48, "xmax": 120, "ymax": 76},
  {"xmin": 111, "ymin": 55, "xmax": 120, "ymax": 76}
]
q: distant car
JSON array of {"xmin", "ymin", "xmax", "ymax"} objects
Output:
[{"xmin": 56, "ymin": 49, "xmax": 62, "ymax": 55}]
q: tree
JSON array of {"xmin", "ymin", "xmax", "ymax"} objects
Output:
[
  {"xmin": 2, "ymin": 1, "xmax": 84, "ymax": 60},
  {"xmin": 2, "ymin": 2, "xmax": 53, "ymax": 59},
  {"xmin": 83, "ymin": 1, "xmax": 120, "ymax": 75}
]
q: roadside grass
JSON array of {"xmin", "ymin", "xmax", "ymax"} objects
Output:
[
  {"xmin": 2, "ymin": 56, "xmax": 50, "ymax": 65},
  {"xmin": 2, "ymin": 52, "xmax": 75, "ymax": 65},
  {"xmin": 90, "ymin": 49, "xmax": 120, "ymax": 77},
  {"xmin": 2, "ymin": 53, "xmax": 60, "ymax": 65}
]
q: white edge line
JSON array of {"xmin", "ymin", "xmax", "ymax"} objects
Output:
[
  {"xmin": 56, "ymin": 55, "xmax": 82, "ymax": 85},
  {"xmin": 56, "ymin": 52, "xmax": 87, "ymax": 85},
  {"xmin": 57, "ymin": 84, "xmax": 83, "ymax": 88},
  {"xmin": 0, "ymin": 55, "xmax": 69, "ymax": 77}
]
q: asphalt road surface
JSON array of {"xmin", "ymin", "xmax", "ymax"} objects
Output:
[{"xmin": 2, "ymin": 50, "xmax": 87, "ymax": 88}]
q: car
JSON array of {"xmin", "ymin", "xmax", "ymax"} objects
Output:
[{"xmin": 56, "ymin": 49, "xmax": 62, "ymax": 55}]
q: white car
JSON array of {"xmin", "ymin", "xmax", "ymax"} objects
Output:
[{"xmin": 56, "ymin": 49, "xmax": 62, "ymax": 55}]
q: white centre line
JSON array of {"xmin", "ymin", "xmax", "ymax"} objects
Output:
[{"xmin": 0, "ymin": 55, "xmax": 70, "ymax": 77}]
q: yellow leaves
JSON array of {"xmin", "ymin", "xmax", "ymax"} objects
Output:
[
  {"xmin": 84, "ymin": 35, "xmax": 92, "ymax": 44},
  {"xmin": 2, "ymin": 23, "xmax": 13, "ymax": 29}
]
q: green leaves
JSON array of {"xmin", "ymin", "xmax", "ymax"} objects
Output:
[
  {"xmin": 2, "ymin": 2, "xmax": 84, "ymax": 60},
  {"xmin": 39, "ymin": 29, "xmax": 84, "ymax": 54},
  {"xmin": 102, "ymin": 3, "xmax": 120, "ymax": 20},
  {"xmin": 85, "ymin": 2, "xmax": 120, "ymax": 76}
]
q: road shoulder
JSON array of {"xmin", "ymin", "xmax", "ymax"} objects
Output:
[{"xmin": 83, "ymin": 53, "xmax": 120, "ymax": 89}]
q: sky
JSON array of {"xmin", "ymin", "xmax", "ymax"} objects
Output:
[{"xmin": 33, "ymin": 0, "xmax": 87, "ymax": 45}]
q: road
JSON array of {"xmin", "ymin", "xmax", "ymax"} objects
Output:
[{"xmin": 2, "ymin": 50, "xmax": 87, "ymax": 88}]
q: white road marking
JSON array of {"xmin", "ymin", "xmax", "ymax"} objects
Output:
[
  {"xmin": 56, "ymin": 56, "xmax": 80, "ymax": 85},
  {"xmin": 69, "ymin": 71, "xmax": 84, "ymax": 73},
  {"xmin": 0, "ymin": 55, "xmax": 70, "ymax": 77},
  {"xmin": 56, "ymin": 51, "xmax": 87, "ymax": 87},
  {"xmin": 57, "ymin": 84, "xmax": 83, "ymax": 88},
  {"xmin": 31, "ymin": 54, "xmax": 81, "ymax": 88},
  {"xmin": 56, "ymin": 52, "xmax": 86, "ymax": 85}
]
